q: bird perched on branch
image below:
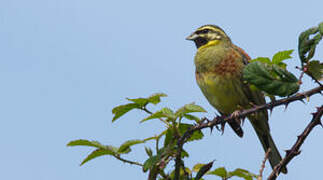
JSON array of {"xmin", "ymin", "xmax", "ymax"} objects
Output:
[{"xmin": 186, "ymin": 24, "xmax": 287, "ymax": 173}]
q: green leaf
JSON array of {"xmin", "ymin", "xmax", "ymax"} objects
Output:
[
  {"xmin": 272, "ymin": 50, "xmax": 293, "ymax": 64},
  {"xmin": 141, "ymin": 107, "xmax": 176, "ymax": 123},
  {"xmin": 67, "ymin": 139, "xmax": 106, "ymax": 149},
  {"xmin": 176, "ymin": 103, "xmax": 207, "ymax": 117},
  {"xmin": 243, "ymin": 62, "xmax": 299, "ymax": 96},
  {"xmin": 308, "ymin": 60, "xmax": 323, "ymax": 81},
  {"xmin": 164, "ymin": 128, "xmax": 174, "ymax": 146},
  {"xmin": 228, "ymin": 168, "xmax": 257, "ymax": 180},
  {"xmin": 147, "ymin": 93, "xmax": 167, "ymax": 104},
  {"xmin": 127, "ymin": 93, "xmax": 167, "ymax": 107},
  {"xmin": 183, "ymin": 114, "xmax": 201, "ymax": 123},
  {"xmin": 181, "ymin": 149, "xmax": 190, "ymax": 158},
  {"xmin": 195, "ymin": 161, "xmax": 214, "ymax": 180},
  {"xmin": 112, "ymin": 103, "xmax": 141, "ymax": 122},
  {"xmin": 178, "ymin": 123, "xmax": 204, "ymax": 142},
  {"xmin": 80, "ymin": 146, "xmax": 117, "ymax": 165},
  {"xmin": 250, "ymin": 57, "xmax": 271, "ymax": 64},
  {"xmin": 143, "ymin": 148, "xmax": 166, "ymax": 172},
  {"xmin": 298, "ymin": 24, "xmax": 322, "ymax": 64},
  {"xmin": 118, "ymin": 139, "xmax": 145, "ymax": 154},
  {"xmin": 145, "ymin": 147, "xmax": 153, "ymax": 157},
  {"xmin": 207, "ymin": 167, "xmax": 227, "ymax": 178},
  {"xmin": 169, "ymin": 168, "xmax": 192, "ymax": 180},
  {"xmin": 193, "ymin": 163, "xmax": 205, "ymax": 172},
  {"xmin": 319, "ymin": 22, "xmax": 323, "ymax": 34},
  {"xmin": 143, "ymin": 155, "xmax": 160, "ymax": 172}
]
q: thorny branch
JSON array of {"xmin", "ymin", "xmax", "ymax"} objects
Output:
[
  {"xmin": 174, "ymin": 86, "xmax": 323, "ymax": 180},
  {"xmin": 267, "ymin": 105, "xmax": 323, "ymax": 180}
]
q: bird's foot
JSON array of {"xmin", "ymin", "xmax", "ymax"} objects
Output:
[{"xmin": 230, "ymin": 110, "xmax": 245, "ymax": 125}]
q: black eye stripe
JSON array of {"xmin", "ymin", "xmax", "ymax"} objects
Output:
[{"xmin": 196, "ymin": 29, "xmax": 210, "ymax": 34}]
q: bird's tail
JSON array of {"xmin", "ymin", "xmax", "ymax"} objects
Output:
[
  {"xmin": 228, "ymin": 120, "xmax": 244, "ymax": 137},
  {"xmin": 254, "ymin": 128, "xmax": 287, "ymax": 174},
  {"xmin": 250, "ymin": 112, "xmax": 287, "ymax": 174}
]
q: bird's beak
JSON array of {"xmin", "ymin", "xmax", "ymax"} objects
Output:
[{"xmin": 186, "ymin": 33, "xmax": 198, "ymax": 41}]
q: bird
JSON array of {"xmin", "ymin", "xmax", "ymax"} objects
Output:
[{"xmin": 186, "ymin": 24, "xmax": 287, "ymax": 173}]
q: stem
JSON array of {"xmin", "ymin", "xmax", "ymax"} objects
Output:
[{"xmin": 114, "ymin": 155, "xmax": 143, "ymax": 166}]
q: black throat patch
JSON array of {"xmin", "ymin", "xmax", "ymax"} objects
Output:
[{"xmin": 194, "ymin": 37, "xmax": 208, "ymax": 49}]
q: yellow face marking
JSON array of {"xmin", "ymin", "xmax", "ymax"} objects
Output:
[{"xmin": 198, "ymin": 39, "xmax": 220, "ymax": 50}]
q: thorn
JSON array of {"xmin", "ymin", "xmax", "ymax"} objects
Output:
[
  {"xmin": 284, "ymin": 103, "xmax": 290, "ymax": 111},
  {"xmin": 221, "ymin": 122, "xmax": 226, "ymax": 135},
  {"xmin": 298, "ymin": 99, "xmax": 306, "ymax": 104},
  {"xmin": 295, "ymin": 150, "xmax": 301, "ymax": 156},
  {"xmin": 269, "ymin": 108, "xmax": 273, "ymax": 116},
  {"xmin": 209, "ymin": 126, "xmax": 214, "ymax": 134},
  {"xmin": 319, "ymin": 121, "xmax": 323, "ymax": 128}
]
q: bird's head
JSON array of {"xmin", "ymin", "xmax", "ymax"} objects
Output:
[{"xmin": 186, "ymin": 25, "xmax": 231, "ymax": 49}]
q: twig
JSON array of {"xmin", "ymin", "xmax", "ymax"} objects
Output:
[
  {"xmin": 267, "ymin": 105, "xmax": 323, "ymax": 180},
  {"xmin": 258, "ymin": 149, "xmax": 271, "ymax": 180},
  {"xmin": 174, "ymin": 86, "xmax": 323, "ymax": 180},
  {"xmin": 114, "ymin": 154, "xmax": 143, "ymax": 166}
]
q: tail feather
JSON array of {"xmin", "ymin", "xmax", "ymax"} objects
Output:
[
  {"xmin": 249, "ymin": 110, "xmax": 287, "ymax": 174},
  {"xmin": 228, "ymin": 120, "xmax": 244, "ymax": 137}
]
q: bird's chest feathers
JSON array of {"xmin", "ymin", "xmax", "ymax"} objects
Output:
[
  {"xmin": 194, "ymin": 47, "xmax": 246, "ymax": 114},
  {"xmin": 195, "ymin": 47, "xmax": 243, "ymax": 77}
]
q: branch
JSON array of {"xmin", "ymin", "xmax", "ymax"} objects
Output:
[
  {"xmin": 174, "ymin": 86, "xmax": 323, "ymax": 180},
  {"xmin": 267, "ymin": 105, "xmax": 323, "ymax": 180},
  {"xmin": 258, "ymin": 149, "xmax": 271, "ymax": 180}
]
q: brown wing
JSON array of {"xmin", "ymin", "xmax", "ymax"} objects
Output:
[{"xmin": 232, "ymin": 44, "xmax": 251, "ymax": 65}]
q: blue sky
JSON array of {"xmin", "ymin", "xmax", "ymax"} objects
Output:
[{"xmin": 0, "ymin": 0, "xmax": 322, "ymax": 179}]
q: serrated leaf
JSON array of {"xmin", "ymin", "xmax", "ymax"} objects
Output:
[
  {"xmin": 80, "ymin": 147, "xmax": 117, "ymax": 165},
  {"xmin": 118, "ymin": 139, "xmax": 145, "ymax": 154},
  {"xmin": 298, "ymin": 24, "xmax": 322, "ymax": 64},
  {"xmin": 207, "ymin": 167, "xmax": 227, "ymax": 178},
  {"xmin": 272, "ymin": 50, "xmax": 293, "ymax": 64},
  {"xmin": 243, "ymin": 62, "xmax": 299, "ymax": 96},
  {"xmin": 141, "ymin": 107, "xmax": 176, "ymax": 123},
  {"xmin": 308, "ymin": 60, "xmax": 323, "ymax": 81},
  {"xmin": 67, "ymin": 139, "xmax": 106, "ymax": 149},
  {"xmin": 176, "ymin": 103, "xmax": 207, "ymax": 117},
  {"xmin": 228, "ymin": 168, "xmax": 257, "ymax": 180},
  {"xmin": 195, "ymin": 161, "xmax": 214, "ymax": 180},
  {"xmin": 250, "ymin": 57, "xmax": 271, "ymax": 64},
  {"xmin": 112, "ymin": 103, "xmax": 141, "ymax": 122}
]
